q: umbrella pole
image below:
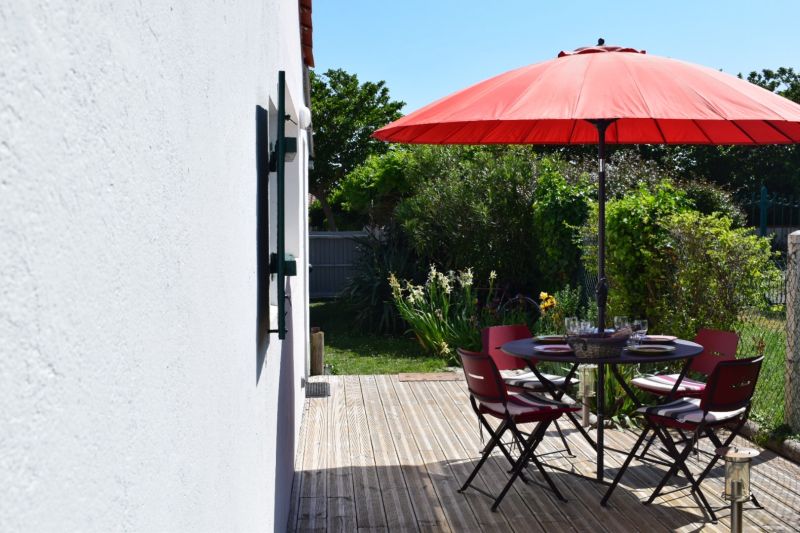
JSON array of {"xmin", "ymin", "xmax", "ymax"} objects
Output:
[{"xmin": 593, "ymin": 120, "xmax": 612, "ymax": 334}]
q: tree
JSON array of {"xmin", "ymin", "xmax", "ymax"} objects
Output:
[
  {"xmin": 745, "ymin": 67, "xmax": 800, "ymax": 102},
  {"xmin": 310, "ymin": 69, "xmax": 404, "ymax": 230}
]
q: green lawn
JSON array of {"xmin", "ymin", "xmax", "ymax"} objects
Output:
[
  {"xmin": 735, "ymin": 312, "xmax": 798, "ymax": 441},
  {"xmin": 310, "ymin": 300, "xmax": 448, "ymax": 375}
]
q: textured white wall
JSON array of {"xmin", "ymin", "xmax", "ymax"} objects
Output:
[{"xmin": 0, "ymin": 1, "xmax": 308, "ymax": 531}]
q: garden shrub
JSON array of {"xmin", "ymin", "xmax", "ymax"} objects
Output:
[
  {"xmin": 582, "ymin": 181, "xmax": 693, "ymax": 321},
  {"xmin": 582, "ymin": 183, "xmax": 778, "ymax": 336},
  {"xmin": 396, "ymin": 146, "xmax": 541, "ymax": 291},
  {"xmin": 654, "ymin": 211, "xmax": 780, "ymax": 338},
  {"xmin": 334, "ymin": 148, "xmax": 420, "ymax": 226},
  {"xmin": 340, "ymin": 224, "xmax": 421, "ymax": 334},
  {"xmin": 530, "ymin": 162, "xmax": 592, "ymax": 291}
]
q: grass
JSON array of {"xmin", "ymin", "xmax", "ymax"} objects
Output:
[
  {"xmin": 734, "ymin": 310, "xmax": 800, "ymax": 442},
  {"xmin": 310, "ymin": 300, "xmax": 448, "ymax": 375}
]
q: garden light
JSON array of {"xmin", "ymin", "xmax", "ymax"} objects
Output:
[{"xmin": 716, "ymin": 446, "xmax": 760, "ymax": 532}]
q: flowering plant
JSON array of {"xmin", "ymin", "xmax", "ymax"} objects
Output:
[
  {"xmin": 389, "ymin": 266, "xmax": 496, "ymax": 362},
  {"xmin": 534, "ymin": 285, "xmax": 581, "ymax": 334}
]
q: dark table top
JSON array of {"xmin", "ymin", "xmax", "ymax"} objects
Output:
[{"xmin": 501, "ymin": 338, "xmax": 703, "ymax": 364}]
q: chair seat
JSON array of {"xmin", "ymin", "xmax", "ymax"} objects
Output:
[
  {"xmin": 480, "ymin": 393, "xmax": 579, "ymax": 424},
  {"xmin": 631, "ymin": 373, "xmax": 706, "ymax": 395},
  {"xmin": 501, "ymin": 369, "xmax": 573, "ymax": 391},
  {"xmin": 637, "ymin": 397, "xmax": 746, "ymax": 426}
]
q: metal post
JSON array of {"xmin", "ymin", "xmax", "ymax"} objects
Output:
[
  {"xmin": 759, "ymin": 184, "xmax": 768, "ymax": 237},
  {"xmin": 594, "ymin": 120, "xmax": 611, "ymax": 334},
  {"xmin": 596, "ymin": 362, "xmax": 605, "ymax": 481},
  {"xmin": 786, "ymin": 230, "xmax": 800, "ymax": 430},
  {"xmin": 731, "ymin": 483, "xmax": 744, "ymax": 533}
]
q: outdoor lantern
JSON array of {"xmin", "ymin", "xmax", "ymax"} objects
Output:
[
  {"xmin": 578, "ymin": 365, "xmax": 597, "ymax": 397},
  {"xmin": 578, "ymin": 364, "xmax": 597, "ymax": 427},
  {"xmin": 717, "ymin": 446, "xmax": 760, "ymax": 533}
]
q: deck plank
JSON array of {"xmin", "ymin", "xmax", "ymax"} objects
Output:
[
  {"xmin": 344, "ymin": 375, "xmax": 388, "ymax": 529},
  {"xmin": 359, "ymin": 376, "xmax": 420, "ymax": 531},
  {"xmin": 326, "ymin": 376, "xmax": 357, "ymax": 532},
  {"xmin": 296, "ymin": 376, "xmax": 329, "ymax": 532},
  {"xmin": 374, "ymin": 375, "xmax": 452, "ymax": 532},
  {"xmin": 391, "ymin": 377, "xmax": 485, "ymax": 532},
  {"xmin": 426, "ymin": 379, "xmax": 568, "ymax": 532},
  {"xmin": 292, "ymin": 376, "xmax": 800, "ymax": 533}
]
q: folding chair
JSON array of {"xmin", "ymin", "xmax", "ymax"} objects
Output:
[
  {"xmin": 631, "ymin": 328, "xmax": 739, "ymax": 397},
  {"xmin": 457, "ymin": 347, "xmax": 580, "ymax": 511},
  {"xmin": 482, "ymin": 325, "xmax": 580, "ymax": 455},
  {"xmin": 630, "ymin": 329, "xmax": 739, "ymax": 458},
  {"xmin": 602, "ymin": 356, "xmax": 763, "ymax": 522}
]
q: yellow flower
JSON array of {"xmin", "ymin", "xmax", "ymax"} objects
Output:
[{"xmin": 539, "ymin": 291, "xmax": 550, "ymax": 301}]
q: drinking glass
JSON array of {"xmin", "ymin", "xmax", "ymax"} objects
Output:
[
  {"xmin": 613, "ymin": 315, "xmax": 629, "ymax": 331},
  {"xmin": 632, "ymin": 319, "xmax": 649, "ymax": 346},
  {"xmin": 565, "ymin": 317, "xmax": 579, "ymax": 336},
  {"xmin": 579, "ymin": 320, "xmax": 593, "ymax": 335}
]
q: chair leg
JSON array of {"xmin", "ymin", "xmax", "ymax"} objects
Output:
[
  {"xmin": 654, "ymin": 428, "xmax": 717, "ymax": 522},
  {"xmin": 491, "ymin": 420, "xmax": 553, "ymax": 511},
  {"xmin": 478, "ymin": 415, "xmax": 517, "ymax": 465},
  {"xmin": 553, "ymin": 419, "xmax": 574, "ymax": 457},
  {"xmin": 565, "ymin": 411, "xmax": 598, "ymax": 449},
  {"xmin": 601, "ymin": 426, "xmax": 651, "ymax": 506},
  {"xmin": 645, "ymin": 429, "xmax": 696, "ymax": 506},
  {"xmin": 460, "ymin": 420, "xmax": 509, "ymax": 492},
  {"xmin": 694, "ymin": 425, "xmax": 740, "ymax": 486},
  {"xmin": 638, "ymin": 431, "xmax": 657, "ymax": 459}
]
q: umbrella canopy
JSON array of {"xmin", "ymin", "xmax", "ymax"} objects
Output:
[
  {"xmin": 374, "ymin": 45, "xmax": 800, "ymax": 145},
  {"xmin": 372, "ymin": 43, "xmax": 800, "ymax": 334}
]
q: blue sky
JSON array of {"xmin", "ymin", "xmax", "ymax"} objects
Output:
[{"xmin": 313, "ymin": 1, "xmax": 800, "ymax": 113}]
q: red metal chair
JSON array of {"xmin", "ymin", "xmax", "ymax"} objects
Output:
[
  {"xmin": 602, "ymin": 356, "xmax": 764, "ymax": 522},
  {"xmin": 482, "ymin": 324, "xmax": 579, "ymax": 455},
  {"xmin": 457, "ymin": 347, "xmax": 580, "ymax": 511},
  {"xmin": 631, "ymin": 329, "xmax": 739, "ymax": 459},
  {"xmin": 631, "ymin": 328, "xmax": 739, "ymax": 397}
]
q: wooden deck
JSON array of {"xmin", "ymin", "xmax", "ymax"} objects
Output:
[{"xmin": 289, "ymin": 375, "xmax": 800, "ymax": 532}]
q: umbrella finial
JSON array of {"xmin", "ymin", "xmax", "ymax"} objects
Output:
[{"xmin": 597, "ymin": 38, "xmax": 605, "ymax": 46}]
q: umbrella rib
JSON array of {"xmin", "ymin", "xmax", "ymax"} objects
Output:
[
  {"xmin": 475, "ymin": 120, "xmax": 507, "ymax": 143},
  {"xmin": 763, "ymin": 120, "xmax": 795, "ymax": 143},
  {"xmin": 691, "ymin": 119, "xmax": 716, "ymax": 144},
  {"xmin": 652, "ymin": 118, "xmax": 668, "ymax": 144},
  {"xmin": 437, "ymin": 120, "xmax": 493, "ymax": 144},
  {"xmin": 727, "ymin": 120, "xmax": 759, "ymax": 145},
  {"xmin": 567, "ymin": 119, "xmax": 580, "ymax": 144}
]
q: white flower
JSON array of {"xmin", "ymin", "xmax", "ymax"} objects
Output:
[
  {"xmin": 436, "ymin": 272, "xmax": 452, "ymax": 294},
  {"xmin": 489, "ymin": 270, "xmax": 497, "ymax": 281},
  {"xmin": 458, "ymin": 268, "xmax": 474, "ymax": 288},
  {"xmin": 427, "ymin": 264, "xmax": 438, "ymax": 283}
]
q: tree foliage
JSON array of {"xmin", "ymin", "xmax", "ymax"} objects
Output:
[{"xmin": 310, "ymin": 68, "xmax": 404, "ymax": 230}]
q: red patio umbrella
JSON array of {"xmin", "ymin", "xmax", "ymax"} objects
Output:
[{"xmin": 373, "ymin": 41, "xmax": 800, "ymax": 332}]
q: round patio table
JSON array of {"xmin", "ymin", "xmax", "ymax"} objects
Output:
[{"xmin": 501, "ymin": 338, "xmax": 703, "ymax": 483}]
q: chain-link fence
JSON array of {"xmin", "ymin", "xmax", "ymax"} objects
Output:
[
  {"xmin": 784, "ymin": 235, "xmax": 800, "ymax": 437},
  {"xmin": 739, "ymin": 262, "xmax": 789, "ymax": 439}
]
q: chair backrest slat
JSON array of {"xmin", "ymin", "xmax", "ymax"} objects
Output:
[
  {"xmin": 481, "ymin": 324, "xmax": 532, "ymax": 371},
  {"xmin": 457, "ymin": 347, "xmax": 507, "ymax": 405},
  {"xmin": 690, "ymin": 329, "xmax": 739, "ymax": 376},
  {"xmin": 701, "ymin": 356, "xmax": 763, "ymax": 413}
]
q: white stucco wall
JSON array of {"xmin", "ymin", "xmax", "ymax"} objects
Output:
[{"xmin": 1, "ymin": 1, "xmax": 309, "ymax": 531}]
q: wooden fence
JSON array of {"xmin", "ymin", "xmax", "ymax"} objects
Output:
[{"xmin": 309, "ymin": 231, "xmax": 366, "ymax": 298}]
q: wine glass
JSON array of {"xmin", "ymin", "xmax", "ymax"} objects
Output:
[
  {"xmin": 632, "ymin": 319, "xmax": 648, "ymax": 345},
  {"xmin": 565, "ymin": 317, "xmax": 579, "ymax": 336},
  {"xmin": 613, "ymin": 315, "xmax": 629, "ymax": 331}
]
